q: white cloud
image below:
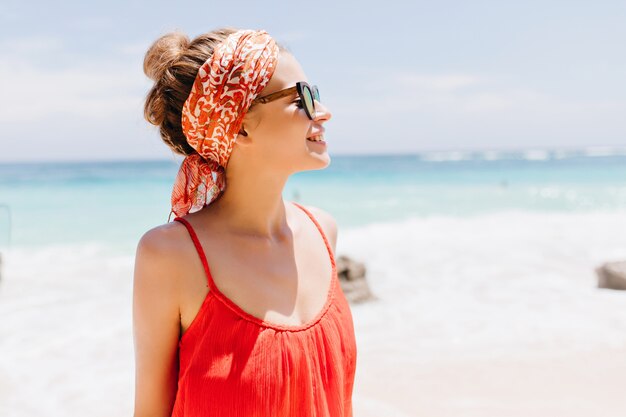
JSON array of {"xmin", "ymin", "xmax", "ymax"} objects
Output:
[
  {"xmin": 0, "ymin": 61, "xmax": 150, "ymax": 123},
  {"xmin": 372, "ymin": 70, "xmax": 626, "ymax": 118},
  {"xmin": 323, "ymin": 69, "xmax": 626, "ymax": 152},
  {"xmin": 0, "ymin": 36, "xmax": 163, "ymax": 162},
  {"xmin": 1, "ymin": 32, "xmax": 624, "ymax": 161},
  {"xmin": 0, "ymin": 36, "xmax": 151, "ymax": 124}
]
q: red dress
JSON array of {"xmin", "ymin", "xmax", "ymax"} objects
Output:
[{"xmin": 170, "ymin": 202, "xmax": 358, "ymax": 417}]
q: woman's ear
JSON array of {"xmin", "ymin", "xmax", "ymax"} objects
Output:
[{"xmin": 235, "ymin": 124, "xmax": 251, "ymax": 145}]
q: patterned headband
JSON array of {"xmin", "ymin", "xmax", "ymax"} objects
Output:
[{"xmin": 169, "ymin": 29, "xmax": 280, "ymax": 220}]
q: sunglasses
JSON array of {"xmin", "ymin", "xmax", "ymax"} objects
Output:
[{"xmin": 250, "ymin": 81, "xmax": 320, "ymax": 120}]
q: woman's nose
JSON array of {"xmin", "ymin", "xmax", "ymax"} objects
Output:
[{"xmin": 314, "ymin": 100, "xmax": 332, "ymax": 122}]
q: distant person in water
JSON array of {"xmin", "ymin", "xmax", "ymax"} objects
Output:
[{"xmin": 133, "ymin": 27, "xmax": 357, "ymax": 416}]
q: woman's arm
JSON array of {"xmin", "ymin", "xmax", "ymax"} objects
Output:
[{"xmin": 132, "ymin": 226, "xmax": 184, "ymax": 417}]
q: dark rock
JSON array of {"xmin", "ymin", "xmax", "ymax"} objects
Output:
[
  {"xmin": 336, "ymin": 255, "xmax": 377, "ymax": 303},
  {"xmin": 596, "ymin": 261, "xmax": 626, "ymax": 290}
]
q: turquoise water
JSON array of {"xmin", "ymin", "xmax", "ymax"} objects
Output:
[{"xmin": 0, "ymin": 149, "xmax": 624, "ymax": 250}]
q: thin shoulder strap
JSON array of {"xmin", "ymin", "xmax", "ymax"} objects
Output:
[
  {"xmin": 291, "ymin": 202, "xmax": 336, "ymax": 265},
  {"xmin": 173, "ymin": 217, "xmax": 215, "ymax": 289}
]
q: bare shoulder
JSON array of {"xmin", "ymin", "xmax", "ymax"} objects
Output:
[
  {"xmin": 133, "ymin": 220, "xmax": 194, "ymax": 306},
  {"xmin": 297, "ymin": 203, "xmax": 338, "ymax": 254},
  {"xmin": 136, "ymin": 220, "xmax": 190, "ymax": 258},
  {"xmin": 133, "ymin": 219, "xmax": 197, "ymax": 300}
]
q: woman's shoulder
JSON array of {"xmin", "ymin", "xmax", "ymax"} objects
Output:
[
  {"xmin": 292, "ymin": 202, "xmax": 338, "ymax": 253},
  {"xmin": 137, "ymin": 218, "xmax": 191, "ymax": 256},
  {"xmin": 133, "ymin": 218, "xmax": 202, "ymax": 301}
]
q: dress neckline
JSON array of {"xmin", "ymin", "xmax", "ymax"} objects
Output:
[{"xmin": 175, "ymin": 201, "xmax": 338, "ymax": 333}]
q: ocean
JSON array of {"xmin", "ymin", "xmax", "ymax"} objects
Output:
[
  {"xmin": 0, "ymin": 147, "xmax": 625, "ymax": 251},
  {"xmin": 1, "ymin": 148, "xmax": 626, "ymax": 416}
]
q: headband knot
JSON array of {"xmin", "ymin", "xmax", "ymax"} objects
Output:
[{"xmin": 169, "ymin": 29, "xmax": 279, "ymax": 220}]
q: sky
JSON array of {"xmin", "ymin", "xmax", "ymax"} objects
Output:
[{"xmin": 0, "ymin": 0, "xmax": 624, "ymax": 162}]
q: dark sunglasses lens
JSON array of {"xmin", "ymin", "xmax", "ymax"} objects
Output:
[{"xmin": 302, "ymin": 86, "xmax": 315, "ymax": 119}]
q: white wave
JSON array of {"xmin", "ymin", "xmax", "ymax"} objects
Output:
[
  {"xmin": 522, "ymin": 149, "xmax": 551, "ymax": 161},
  {"xmin": 420, "ymin": 150, "xmax": 472, "ymax": 162},
  {"xmin": 583, "ymin": 146, "xmax": 626, "ymax": 157},
  {"xmin": 1, "ymin": 210, "xmax": 626, "ymax": 416}
]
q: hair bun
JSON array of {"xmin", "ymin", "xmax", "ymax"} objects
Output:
[
  {"xmin": 143, "ymin": 30, "xmax": 190, "ymax": 82},
  {"xmin": 142, "ymin": 27, "xmax": 285, "ymax": 157}
]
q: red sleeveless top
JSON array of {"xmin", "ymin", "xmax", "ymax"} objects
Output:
[{"xmin": 170, "ymin": 202, "xmax": 357, "ymax": 417}]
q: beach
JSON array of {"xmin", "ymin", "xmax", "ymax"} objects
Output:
[
  {"xmin": 0, "ymin": 152, "xmax": 625, "ymax": 416},
  {"xmin": 344, "ymin": 211, "xmax": 626, "ymax": 416},
  {"xmin": 1, "ymin": 210, "xmax": 625, "ymax": 416}
]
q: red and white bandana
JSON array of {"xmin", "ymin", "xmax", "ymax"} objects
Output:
[{"xmin": 169, "ymin": 29, "xmax": 279, "ymax": 220}]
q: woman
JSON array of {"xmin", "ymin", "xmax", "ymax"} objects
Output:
[{"xmin": 133, "ymin": 27, "xmax": 357, "ymax": 417}]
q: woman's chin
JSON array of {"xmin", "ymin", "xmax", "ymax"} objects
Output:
[{"xmin": 309, "ymin": 152, "xmax": 331, "ymax": 168}]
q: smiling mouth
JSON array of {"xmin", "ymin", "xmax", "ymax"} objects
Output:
[{"xmin": 306, "ymin": 134, "xmax": 325, "ymax": 143}]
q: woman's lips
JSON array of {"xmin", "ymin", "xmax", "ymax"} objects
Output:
[{"xmin": 306, "ymin": 135, "xmax": 326, "ymax": 146}]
